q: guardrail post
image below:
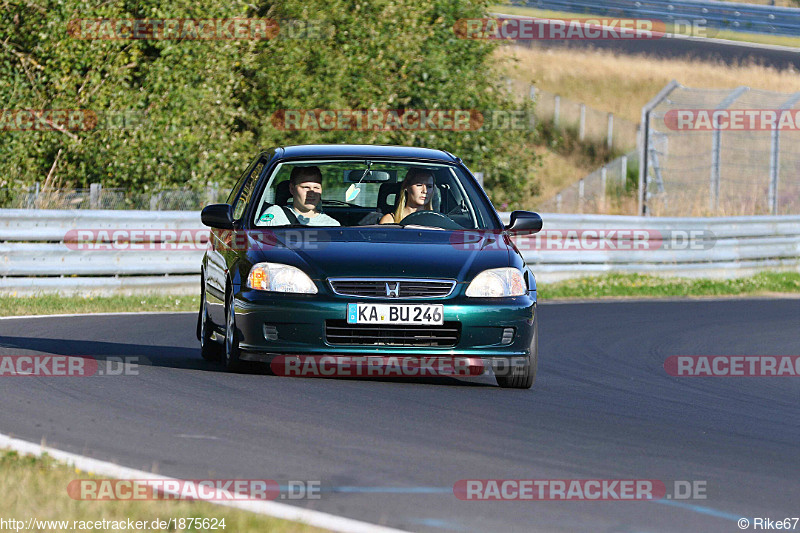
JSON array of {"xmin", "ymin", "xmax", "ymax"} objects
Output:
[
  {"xmin": 601, "ymin": 167, "xmax": 608, "ymax": 210},
  {"xmin": 90, "ymin": 183, "xmax": 101, "ymax": 209},
  {"xmin": 206, "ymin": 184, "xmax": 218, "ymax": 205},
  {"xmin": 620, "ymin": 155, "xmax": 628, "ymax": 189},
  {"xmin": 578, "ymin": 178, "xmax": 585, "ymax": 213},
  {"xmin": 607, "ymin": 113, "xmax": 614, "ymax": 151},
  {"xmin": 554, "ymin": 95, "xmax": 560, "ymax": 128},
  {"xmin": 768, "ymin": 123, "xmax": 781, "ymax": 215},
  {"xmin": 556, "ymin": 193, "xmax": 562, "ymax": 213},
  {"xmin": 579, "ymin": 103, "xmax": 586, "ymax": 141},
  {"xmin": 709, "ymin": 134, "xmax": 721, "ymax": 212}
]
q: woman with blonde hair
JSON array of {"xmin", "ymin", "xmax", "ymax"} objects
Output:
[{"xmin": 380, "ymin": 168, "xmax": 435, "ymax": 224}]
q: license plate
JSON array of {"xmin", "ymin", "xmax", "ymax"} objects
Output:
[{"xmin": 347, "ymin": 303, "xmax": 444, "ymax": 325}]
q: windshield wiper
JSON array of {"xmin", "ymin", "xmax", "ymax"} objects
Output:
[{"xmin": 402, "ymin": 224, "xmax": 446, "ymax": 231}]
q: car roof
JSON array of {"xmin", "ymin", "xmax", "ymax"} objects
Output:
[{"xmin": 264, "ymin": 144, "xmax": 460, "ymax": 163}]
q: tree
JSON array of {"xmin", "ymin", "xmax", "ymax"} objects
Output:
[{"xmin": 0, "ymin": 0, "xmax": 538, "ymax": 203}]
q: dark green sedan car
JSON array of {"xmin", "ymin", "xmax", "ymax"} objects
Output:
[{"xmin": 198, "ymin": 144, "xmax": 542, "ymax": 388}]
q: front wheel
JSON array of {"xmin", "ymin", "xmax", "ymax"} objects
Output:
[
  {"xmin": 198, "ymin": 281, "xmax": 223, "ymax": 361},
  {"xmin": 495, "ymin": 358, "xmax": 535, "ymax": 389},
  {"xmin": 224, "ymin": 289, "xmax": 244, "ymax": 372}
]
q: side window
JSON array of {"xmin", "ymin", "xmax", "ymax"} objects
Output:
[
  {"xmin": 227, "ymin": 160, "xmax": 256, "ymax": 205},
  {"xmin": 232, "ymin": 160, "xmax": 265, "ymax": 220}
]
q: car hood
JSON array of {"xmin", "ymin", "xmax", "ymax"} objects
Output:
[{"xmin": 244, "ymin": 227, "xmax": 515, "ymax": 281}]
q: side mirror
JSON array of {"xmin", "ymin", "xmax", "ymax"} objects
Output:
[
  {"xmin": 504, "ymin": 210, "xmax": 542, "ymax": 234},
  {"xmin": 201, "ymin": 204, "xmax": 234, "ymax": 229}
]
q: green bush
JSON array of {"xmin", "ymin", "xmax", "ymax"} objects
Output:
[{"xmin": 0, "ymin": 0, "xmax": 538, "ymax": 204}]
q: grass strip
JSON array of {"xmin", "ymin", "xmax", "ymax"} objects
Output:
[
  {"xmin": 0, "ymin": 449, "xmax": 329, "ymax": 533},
  {"xmin": 538, "ymin": 271, "xmax": 800, "ymax": 300},
  {"xmin": 0, "ymin": 294, "xmax": 200, "ymax": 317},
  {"xmin": 1, "ymin": 272, "xmax": 799, "ymax": 317}
]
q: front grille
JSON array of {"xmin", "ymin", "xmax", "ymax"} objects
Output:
[
  {"xmin": 325, "ymin": 320, "xmax": 460, "ymax": 347},
  {"xmin": 328, "ymin": 278, "xmax": 456, "ymax": 299}
]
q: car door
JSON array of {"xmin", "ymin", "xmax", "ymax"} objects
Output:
[{"xmin": 205, "ymin": 155, "xmax": 267, "ymax": 324}]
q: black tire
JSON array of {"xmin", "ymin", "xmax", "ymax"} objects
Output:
[
  {"xmin": 495, "ymin": 359, "xmax": 535, "ymax": 389},
  {"xmin": 198, "ymin": 280, "xmax": 223, "ymax": 361},
  {"xmin": 224, "ymin": 288, "xmax": 244, "ymax": 372},
  {"xmin": 496, "ymin": 319, "xmax": 537, "ymax": 389}
]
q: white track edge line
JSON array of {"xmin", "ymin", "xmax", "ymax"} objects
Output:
[
  {"xmin": 0, "ymin": 311, "xmax": 196, "ymax": 320},
  {"xmin": 0, "ymin": 433, "xmax": 410, "ymax": 533}
]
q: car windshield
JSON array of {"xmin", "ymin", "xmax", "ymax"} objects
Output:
[{"xmin": 250, "ymin": 160, "xmax": 500, "ymax": 230}]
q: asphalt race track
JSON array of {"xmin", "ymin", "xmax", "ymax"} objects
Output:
[
  {"xmin": 1, "ymin": 299, "xmax": 799, "ymax": 533},
  {"xmin": 511, "ymin": 34, "xmax": 800, "ymax": 71}
]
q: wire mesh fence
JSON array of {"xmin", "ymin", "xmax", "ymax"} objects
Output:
[
  {"xmin": 533, "ymin": 88, "xmax": 639, "ymax": 153},
  {"xmin": 536, "ymin": 151, "xmax": 638, "ymax": 213},
  {"xmin": 643, "ymin": 83, "xmax": 800, "ymax": 216},
  {"xmin": 0, "ymin": 184, "xmax": 225, "ymax": 210},
  {"xmin": 507, "ymin": 78, "xmax": 639, "ymax": 153},
  {"xmin": 503, "ymin": 78, "xmax": 642, "ymax": 214}
]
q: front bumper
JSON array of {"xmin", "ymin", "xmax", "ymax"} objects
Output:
[{"xmin": 233, "ymin": 288, "xmax": 537, "ymax": 362}]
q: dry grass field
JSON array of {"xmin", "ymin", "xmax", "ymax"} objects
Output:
[
  {"xmin": 494, "ymin": 43, "xmax": 800, "ymax": 213},
  {"xmin": 497, "ymin": 45, "xmax": 800, "ymax": 124},
  {"xmin": 0, "ymin": 450, "xmax": 329, "ymax": 533}
]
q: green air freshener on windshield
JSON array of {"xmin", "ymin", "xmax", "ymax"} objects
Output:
[{"xmin": 345, "ymin": 184, "xmax": 360, "ymax": 202}]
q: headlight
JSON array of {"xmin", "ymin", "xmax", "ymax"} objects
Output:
[
  {"xmin": 465, "ymin": 268, "xmax": 526, "ymax": 297},
  {"xmin": 246, "ymin": 262, "xmax": 317, "ymax": 294}
]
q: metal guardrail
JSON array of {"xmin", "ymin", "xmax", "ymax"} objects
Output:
[
  {"xmin": 0, "ymin": 210, "xmax": 203, "ymax": 295},
  {"xmin": 2, "ymin": 184, "xmax": 223, "ymax": 211},
  {"xmin": 501, "ymin": 213, "xmax": 800, "ymax": 281},
  {"xmin": 515, "ymin": 0, "xmax": 800, "ymax": 37},
  {"xmin": 1, "ymin": 209, "xmax": 799, "ymax": 294},
  {"xmin": 0, "ymin": 275, "xmax": 201, "ymax": 296},
  {"xmin": 0, "ymin": 209, "xmax": 203, "ymax": 241}
]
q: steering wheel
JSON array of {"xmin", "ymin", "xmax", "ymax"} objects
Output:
[
  {"xmin": 399, "ymin": 210, "xmax": 463, "ymax": 230},
  {"xmin": 446, "ymin": 203, "xmax": 468, "ymax": 216}
]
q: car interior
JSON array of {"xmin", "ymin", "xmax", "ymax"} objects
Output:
[{"xmin": 253, "ymin": 165, "xmax": 478, "ymax": 229}]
